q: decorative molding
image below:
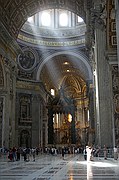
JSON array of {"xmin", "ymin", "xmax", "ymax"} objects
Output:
[
  {"xmin": 21, "ymin": 23, "xmax": 86, "ymax": 38},
  {"xmin": 111, "ymin": 36, "xmax": 117, "ymax": 45},
  {"xmin": 18, "ymin": 33, "xmax": 85, "ymax": 47}
]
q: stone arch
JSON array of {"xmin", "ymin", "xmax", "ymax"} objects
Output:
[
  {"xmin": 36, "ymin": 51, "xmax": 93, "ymax": 81},
  {"xmin": 0, "ymin": 0, "xmax": 85, "ymax": 38}
]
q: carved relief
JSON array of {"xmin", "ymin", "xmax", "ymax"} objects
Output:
[
  {"xmin": 112, "ymin": 65, "xmax": 119, "ymax": 91},
  {"xmin": 18, "ymin": 48, "xmax": 36, "ymax": 71},
  {"xmin": 90, "ymin": 3, "xmax": 106, "ymax": 31},
  {"xmin": 112, "ymin": 65, "xmax": 119, "ymax": 145}
]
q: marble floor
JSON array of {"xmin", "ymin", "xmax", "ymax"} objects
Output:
[{"xmin": 0, "ymin": 153, "xmax": 119, "ymax": 180}]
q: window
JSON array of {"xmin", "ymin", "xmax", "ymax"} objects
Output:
[
  {"xmin": 26, "ymin": 9, "xmax": 85, "ymax": 29},
  {"xmin": 41, "ymin": 11, "xmax": 51, "ymax": 26},
  {"xmin": 51, "ymin": 89, "xmax": 55, "ymax": 96},
  {"xmin": 68, "ymin": 114, "xmax": 72, "ymax": 122},
  {"xmin": 59, "ymin": 12, "xmax": 68, "ymax": 26},
  {"xmin": 77, "ymin": 16, "xmax": 83, "ymax": 23},
  {"xmin": 27, "ymin": 16, "xmax": 34, "ymax": 24}
]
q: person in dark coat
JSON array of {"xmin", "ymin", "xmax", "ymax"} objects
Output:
[
  {"xmin": 61, "ymin": 147, "xmax": 65, "ymax": 160},
  {"xmin": 16, "ymin": 147, "xmax": 20, "ymax": 161},
  {"xmin": 83, "ymin": 147, "xmax": 87, "ymax": 160}
]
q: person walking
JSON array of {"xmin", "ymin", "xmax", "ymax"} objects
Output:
[{"xmin": 61, "ymin": 147, "xmax": 65, "ymax": 160}]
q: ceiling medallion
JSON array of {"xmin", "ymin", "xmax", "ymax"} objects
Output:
[{"xmin": 18, "ymin": 48, "xmax": 37, "ymax": 71}]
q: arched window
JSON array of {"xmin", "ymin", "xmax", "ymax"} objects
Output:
[
  {"xmin": 59, "ymin": 12, "xmax": 68, "ymax": 26},
  {"xmin": 41, "ymin": 11, "xmax": 51, "ymax": 26}
]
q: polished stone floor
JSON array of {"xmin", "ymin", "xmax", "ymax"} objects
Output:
[{"xmin": 0, "ymin": 153, "xmax": 119, "ymax": 180}]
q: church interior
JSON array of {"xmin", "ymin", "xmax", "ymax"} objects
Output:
[{"xmin": 0, "ymin": 0, "xmax": 119, "ymax": 151}]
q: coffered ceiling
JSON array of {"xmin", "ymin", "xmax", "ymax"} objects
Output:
[{"xmin": 0, "ymin": 0, "xmax": 85, "ymax": 38}]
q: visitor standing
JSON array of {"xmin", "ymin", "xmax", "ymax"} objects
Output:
[
  {"xmin": 61, "ymin": 147, "xmax": 65, "ymax": 160},
  {"xmin": 104, "ymin": 145, "xmax": 107, "ymax": 160},
  {"xmin": 83, "ymin": 147, "xmax": 87, "ymax": 160},
  {"xmin": 114, "ymin": 146, "xmax": 118, "ymax": 160}
]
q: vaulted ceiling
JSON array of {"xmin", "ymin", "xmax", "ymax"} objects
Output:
[
  {"xmin": 0, "ymin": 0, "xmax": 93, "ymax": 98},
  {"xmin": 40, "ymin": 54, "xmax": 87, "ymax": 97},
  {"xmin": 0, "ymin": 0, "xmax": 86, "ymax": 38}
]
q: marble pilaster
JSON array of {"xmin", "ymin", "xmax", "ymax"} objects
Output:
[
  {"xmin": 32, "ymin": 95, "xmax": 41, "ymax": 147},
  {"xmin": 94, "ymin": 25, "xmax": 113, "ymax": 147},
  {"xmin": 48, "ymin": 109, "xmax": 54, "ymax": 145}
]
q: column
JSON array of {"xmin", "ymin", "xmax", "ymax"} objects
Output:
[
  {"xmin": 88, "ymin": 83, "xmax": 95, "ymax": 144},
  {"xmin": 10, "ymin": 66, "xmax": 17, "ymax": 147},
  {"xmin": 32, "ymin": 95, "xmax": 40, "ymax": 147},
  {"xmin": 48, "ymin": 109, "xmax": 54, "ymax": 145},
  {"xmin": 71, "ymin": 108, "xmax": 76, "ymax": 144},
  {"xmin": 94, "ymin": 9, "xmax": 113, "ymax": 147}
]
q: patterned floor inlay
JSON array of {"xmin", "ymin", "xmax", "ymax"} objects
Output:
[{"xmin": 0, "ymin": 154, "xmax": 119, "ymax": 180}]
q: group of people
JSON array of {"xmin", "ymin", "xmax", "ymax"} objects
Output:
[
  {"xmin": 7, "ymin": 147, "xmax": 37, "ymax": 162},
  {"xmin": 5, "ymin": 145, "xmax": 119, "ymax": 162},
  {"xmin": 83, "ymin": 145, "xmax": 119, "ymax": 161},
  {"xmin": 8, "ymin": 147, "xmax": 20, "ymax": 161}
]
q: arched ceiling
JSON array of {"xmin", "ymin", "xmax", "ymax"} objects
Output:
[
  {"xmin": 40, "ymin": 54, "xmax": 89, "ymax": 98},
  {"xmin": 0, "ymin": 0, "xmax": 85, "ymax": 38},
  {"xmin": 0, "ymin": 0, "xmax": 93, "ymax": 99},
  {"xmin": 37, "ymin": 50, "xmax": 92, "ymax": 81}
]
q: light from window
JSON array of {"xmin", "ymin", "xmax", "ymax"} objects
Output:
[
  {"xmin": 78, "ymin": 16, "xmax": 83, "ymax": 23},
  {"xmin": 41, "ymin": 11, "xmax": 51, "ymax": 26},
  {"xmin": 88, "ymin": 110, "xmax": 89, "ymax": 121},
  {"xmin": 51, "ymin": 89, "xmax": 55, "ymax": 96},
  {"xmin": 27, "ymin": 16, "xmax": 34, "ymax": 23},
  {"xmin": 68, "ymin": 114, "xmax": 72, "ymax": 122},
  {"xmin": 59, "ymin": 13, "xmax": 68, "ymax": 26},
  {"xmin": 64, "ymin": 62, "xmax": 69, "ymax": 65}
]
